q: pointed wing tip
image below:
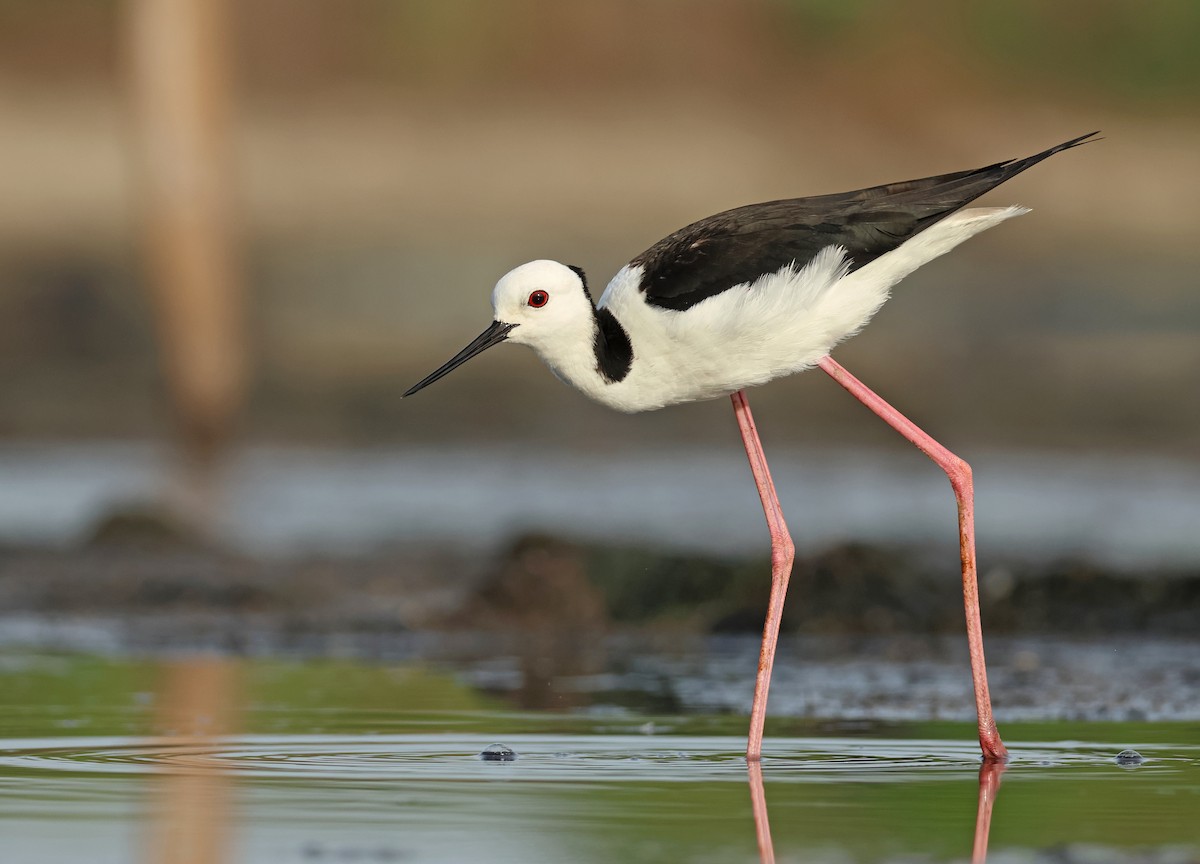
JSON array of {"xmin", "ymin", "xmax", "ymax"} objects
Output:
[
  {"xmin": 997, "ymin": 131, "xmax": 1101, "ymax": 175},
  {"xmin": 1056, "ymin": 130, "xmax": 1103, "ymax": 152}
]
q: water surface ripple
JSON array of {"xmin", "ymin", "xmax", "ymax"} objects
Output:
[{"xmin": 1, "ymin": 734, "xmax": 1194, "ymax": 784}]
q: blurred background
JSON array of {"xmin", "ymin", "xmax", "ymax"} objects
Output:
[
  {"xmin": 2, "ymin": 5, "xmax": 1200, "ymax": 861},
  {"xmin": 1, "ymin": 0, "xmax": 1198, "ymax": 626}
]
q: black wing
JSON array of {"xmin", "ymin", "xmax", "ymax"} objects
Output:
[{"xmin": 631, "ymin": 132, "xmax": 1098, "ymax": 311}]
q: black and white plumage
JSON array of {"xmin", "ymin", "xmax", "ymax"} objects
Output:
[
  {"xmin": 405, "ymin": 132, "xmax": 1096, "ymax": 763},
  {"xmin": 403, "ymin": 132, "xmax": 1097, "ymax": 409}
]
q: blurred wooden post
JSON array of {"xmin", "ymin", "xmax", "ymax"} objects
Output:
[
  {"xmin": 146, "ymin": 658, "xmax": 238, "ymax": 864},
  {"xmin": 126, "ymin": 0, "xmax": 245, "ymax": 477}
]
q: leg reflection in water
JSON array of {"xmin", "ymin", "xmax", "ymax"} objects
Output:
[
  {"xmin": 973, "ymin": 760, "xmax": 1007, "ymax": 864},
  {"xmin": 748, "ymin": 761, "xmax": 775, "ymax": 864},
  {"xmin": 747, "ymin": 754, "xmax": 1007, "ymax": 864}
]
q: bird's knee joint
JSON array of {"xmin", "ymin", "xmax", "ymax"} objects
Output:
[
  {"xmin": 772, "ymin": 536, "xmax": 796, "ymax": 568},
  {"xmin": 948, "ymin": 456, "xmax": 972, "ymax": 488}
]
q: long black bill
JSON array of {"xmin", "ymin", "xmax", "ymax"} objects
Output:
[{"xmin": 403, "ymin": 320, "xmax": 517, "ymax": 398}]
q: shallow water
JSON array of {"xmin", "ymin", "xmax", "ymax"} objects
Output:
[
  {"xmin": 1, "ymin": 730, "xmax": 1198, "ymax": 863},
  {"xmin": 0, "ymin": 655, "xmax": 1197, "ymax": 863}
]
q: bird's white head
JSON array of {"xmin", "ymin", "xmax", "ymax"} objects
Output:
[
  {"xmin": 491, "ymin": 259, "xmax": 593, "ymax": 345},
  {"xmin": 403, "ymin": 259, "xmax": 594, "ymax": 398}
]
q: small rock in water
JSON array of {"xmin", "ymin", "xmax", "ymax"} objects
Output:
[
  {"xmin": 479, "ymin": 743, "xmax": 517, "ymax": 762},
  {"xmin": 1115, "ymin": 748, "xmax": 1144, "ymax": 766}
]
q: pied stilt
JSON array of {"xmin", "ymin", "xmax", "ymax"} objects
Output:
[{"xmin": 405, "ymin": 131, "xmax": 1099, "ymax": 762}]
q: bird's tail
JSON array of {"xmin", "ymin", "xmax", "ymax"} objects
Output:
[{"xmin": 886, "ymin": 131, "xmax": 1101, "ymax": 212}]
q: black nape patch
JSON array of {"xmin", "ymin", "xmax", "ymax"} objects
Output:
[
  {"xmin": 566, "ymin": 263, "xmax": 589, "ymax": 294},
  {"xmin": 594, "ymin": 308, "xmax": 633, "ymax": 383}
]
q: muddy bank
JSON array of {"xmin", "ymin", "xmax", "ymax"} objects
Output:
[
  {"xmin": 1, "ymin": 532, "xmax": 1196, "ymax": 647},
  {"xmin": 2, "ymin": 532, "xmax": 1197, "ymax": 721}
]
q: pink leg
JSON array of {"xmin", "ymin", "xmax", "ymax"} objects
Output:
[
  {"xmin": 731, "ymin": 390, "xmax": 795, "ymax": 762},
  {"xmin": 817, "ymin": 355, "xmax": 1008, "ymax": 762}
]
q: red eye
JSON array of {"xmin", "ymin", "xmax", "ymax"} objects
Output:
[{"xmin": 527, "ymin": 290, "xmax": 549, "ymax": 308}]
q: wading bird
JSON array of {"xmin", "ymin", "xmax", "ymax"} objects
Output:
[{"xmin": 405, "ymin": 132, "xmax": 1098, "ymax": 762}]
